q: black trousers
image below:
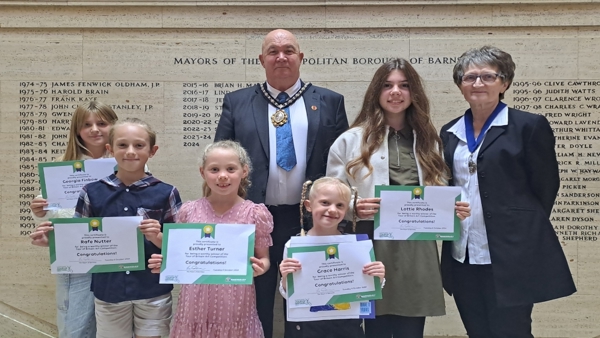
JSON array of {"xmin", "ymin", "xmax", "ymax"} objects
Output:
[
  {"xmin": 364, "ymin": 315, "xmax": 425, "ymax": 338},
  {"xmin": 451, "ymin": 258, "xmax": 534, "ymax": 338},
  {"xmin": 287, "ymin": 319, "xmax": 364, "ymax": 338},
  {"xmin": 255, "ymin": 204, "xmax": 301, "ymax": 338}
]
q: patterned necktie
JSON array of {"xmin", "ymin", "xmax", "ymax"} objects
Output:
[{"xmin": 275, "ymin": 92, "xmax": 297, "ymax": 171}]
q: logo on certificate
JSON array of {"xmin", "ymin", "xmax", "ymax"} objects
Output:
[
  {"xmin": 88, "ymin": 219, "xmax": 102, "ymax": 232},
  {"xmin": 378, "ymin": 232, "xmax": 394, "ymax": 239},
  {"xmin": 295, "ymin": 298, "xmax": 312, "ymax": 307},
  {"xmin": 325, "ymin": 246, "xmax": 338, "ymax": 260},
  {"xmin": 73, "ymin": 161, "xmax": 85, "ymax": 172},
  {"xmin": 202, "ymin": 225, "xmax": 214, "ymax": 238},
  {"xmin": 411, "ymin": 187, "xmax": 423, "ymax": 200},
  {"xmin": 165, "ymin": 275, "xmax": 180, "ymax": 283},
  {"xmin": 57, "ymin": 266, "xmax": 72, "ymax": 272}
]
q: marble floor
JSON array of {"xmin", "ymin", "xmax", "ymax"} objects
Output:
[
  {"xmin": 0, "ymin": 302, "xmax": 56, "ymax": 338},
  {"xmin": 0, "ymin": 296, "xmax": 463, "ymax": 338},
  {"xmin": 0, "ymin": 287, "xmax": 287, "ymax": 338}
]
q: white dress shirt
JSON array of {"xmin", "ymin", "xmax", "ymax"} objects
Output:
[
  {"xmin": 265, "ymin": 79, "xmax": 308, "ymax": 206},
  {"xmin": 447, "ymin": 105, "xmax": 509, "ymax": 264}
]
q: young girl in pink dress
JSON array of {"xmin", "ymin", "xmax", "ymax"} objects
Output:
[{"xmin": 148, "ymin": 140, "xmax": 273, "ymax": 338}]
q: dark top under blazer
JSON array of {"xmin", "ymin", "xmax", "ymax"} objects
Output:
[
  {"xmin": 214, "ymin": 83, "xmax": 349, "ymax": 204},
  {"xmin": 439, "ymin": 108, "xmax": 576, "ymax": 307}
]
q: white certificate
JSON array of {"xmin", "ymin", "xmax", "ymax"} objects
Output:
[
  {"xmin": 286, "ymin": 240, "xmax": 382, "ymax": 309},
  {"xmin": 286, "ymin": 234, "xmax": 376, "ymax": 321},
  {"xmin": 159, "ymin": 223, "xmax": 255, "ymax": 285},
  {"xmin": 38, "ymin": 158, "xmax": 117, "ymax": 210},
  {"xmin": 49, "ymin": 216, "xmax": 144, "ymax": 274},
  {"xmin": 374, "ymin": 185, "xmax": 461, "ymax": 240}
]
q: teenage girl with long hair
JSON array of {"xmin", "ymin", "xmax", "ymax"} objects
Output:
[{"xmin": 327, "ymin": 59, "xmax": 470, "ymax": 338}]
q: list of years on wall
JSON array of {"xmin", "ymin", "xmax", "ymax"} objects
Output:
[
  {"xmin": 14, "ymin": 80, "xmax": 254, "ymax": 237},
  {"xmin": 12, "ymin": 80, "xmax": 600, "ymax": 241},
  {"xmin": 180, "ymin": 82, "xmax": 253, "ymax": 146}
]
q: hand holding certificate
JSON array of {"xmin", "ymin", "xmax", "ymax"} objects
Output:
[
  {"xmin": 49, "ymin": 216, "xmax": 145, "ymax": 274},
  {"xmin": 284, "ymin": 235, "xmax": 380, "ymax": 322},
  {"xmin": 38, "ymin": 158, "xmax": 117, "ymax": 210},
  {"xmin": 374, "ymin": 185, "xmax": 461, "ymax": 240},
  {"xmin": 159, "ymin": 223, "xmax": 255, "ymax": 284},
  {"xmin": 286, "ymin": 239, "xmax": 382, "ymax": 309}
]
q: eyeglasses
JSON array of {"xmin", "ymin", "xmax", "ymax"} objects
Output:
[{"xmin": 462, "ymin": 73, "xmax": 502, "ymax": 84}]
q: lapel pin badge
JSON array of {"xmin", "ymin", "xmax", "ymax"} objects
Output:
[{"xmin": 311, "ymin": 105, "xmax": 318, "ymax": 111}]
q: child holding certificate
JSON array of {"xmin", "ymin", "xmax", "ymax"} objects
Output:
[
  {"xmin": 147, "ymin": 140, "xmax": 273, "ymax": 338},
  {"xmin": 279, "ymin": 177, "xmax": 386, "ymax": 338},
  {"xmin": 71, "ymin": 117, "xmax": 181, "ymax": 338},
  {"xmin": 29, "ymin": 101, "xmax": 118, "ymax": 338},
  {"xmin": 326, "ymin": 59, "xmax": 470, "ymax": 338}
]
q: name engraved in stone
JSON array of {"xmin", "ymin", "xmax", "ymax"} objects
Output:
[{"xmin": 545, "ymin": 96, "xmax": 581, "ymax": 101}]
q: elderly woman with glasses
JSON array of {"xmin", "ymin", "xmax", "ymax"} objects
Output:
[{"xmin": 439, "ymin": 46, "xmax": 576, "ymax": 338}]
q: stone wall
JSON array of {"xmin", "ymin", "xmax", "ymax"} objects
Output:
[{"xmin": 1, "ymin": 1, "xmax": 599, "ymax": 337}]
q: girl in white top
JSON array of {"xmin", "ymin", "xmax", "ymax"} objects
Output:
[
  {"xmin": 29, "ymin": 101, "xmax": 118, "ymax": 338},
  {"xmin": 279, "ymin": 177, "xmax": 385, "ymax": 338}
]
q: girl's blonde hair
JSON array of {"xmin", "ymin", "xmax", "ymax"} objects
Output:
[
  {"xmin": 201, "ymin": 140, "xmax": 252, "ymax": 198},
  {"xmin": 299, "ymin": 177, "xmax": 358, "ymax": 236},
  {"xmin": 62, "ymin": 101, "xmax": 118, "ymax": 161},
  {"xmin": 108, "ymin": 117, "xmax": 157, "ymax": 148}
]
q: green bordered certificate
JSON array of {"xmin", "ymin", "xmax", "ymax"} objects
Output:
[
  {"xmin": 48, "ymin": 216, "xmax": 145, "ymax": 274},
  {"xmin": 160, "ymin": 223, "xmax": 255, "ymax": 285},
  {"xmin": 374, "ymin": 185, "xmax": 461, "ymax": 240},
  {"xmin": 38, "ymin": 158, "xmax": 117, "ymax": 210},
  {"xmin": 286, "ymin": 240, "xmax": 382, "ymax": 309}
]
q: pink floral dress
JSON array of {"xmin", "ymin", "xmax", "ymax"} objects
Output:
[{"xmin": 170, "ymin": 198, "xmax": 273, "ymax": 338}]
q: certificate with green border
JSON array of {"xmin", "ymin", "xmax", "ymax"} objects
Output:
[
  {"xmin": 374, "ymin": 185, "xmax": 461, "ymax": 240},
  {"xmin": 160, "ymin": 223, "xmax": 255, "ymax": 285},
  {"xmin": 48, "ymin": 216, "xmax": 145, "ymax": 274},
  {"xmin": 286, "ymin": 240, "xmax": 382, "ymax": 308},
  {"xmin": 38, "ymin": 158, "xmax": 117, "ymax": 210}
]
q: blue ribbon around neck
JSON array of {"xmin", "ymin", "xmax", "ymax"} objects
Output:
[{"xmin": 464, "ymin": 101, "xmax": 507, "ymax": 153}]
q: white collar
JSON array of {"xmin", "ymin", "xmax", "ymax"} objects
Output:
[
  {"xmin": 266, "ymin": 78, "xmax": 302, "ymax": 98},
  {"xmin": 448, "ymin": 105, "xmax": 509, "ymax": 142}
]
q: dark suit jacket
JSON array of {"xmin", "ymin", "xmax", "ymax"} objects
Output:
[
  {"xmin": 440, "ymin": 107, "xmax": 576, "ymax": 307},
  {"xmin": 214, "ymin": 83, "xmax": 349, "ymax": 204}
]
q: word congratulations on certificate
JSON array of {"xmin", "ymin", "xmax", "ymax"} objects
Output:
[
  {"xmin": 286, "ymin": 235, "xmax": 376, "ymax": 322},
  {"xmin": 38, "ymin": 158, "xmax": 117, "ymax": 210},
  {"xmin": 160, "ymin": 223, "xmax": 255, "ymax": 285},
  {"xmin": 49, "ymin": 216, "xmax": 145, "ymax": 274},
  {"xmin": 286, "ymin": 240, "xmax": 382, "ymax": 309},
  {"xmin": 374, "ymin": 185, "xmax": 461, "ymax": 240}
]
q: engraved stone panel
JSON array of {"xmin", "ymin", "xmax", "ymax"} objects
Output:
[{"xmin": 1, "ymin": 3, "xmax": 600, "ymax": 337}]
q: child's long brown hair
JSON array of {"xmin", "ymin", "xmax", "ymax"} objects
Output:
[
  {"xmin": 62, "ymin": 101, "xmax": 118, "ymax": 161},
  {"xmin": 346, "ymin": 58, "xmax": 448, "ymax": 185}
]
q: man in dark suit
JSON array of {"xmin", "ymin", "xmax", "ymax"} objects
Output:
[{"xmin": 214, "ymin": 29, "xmax": 349, "ymax": 338}]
